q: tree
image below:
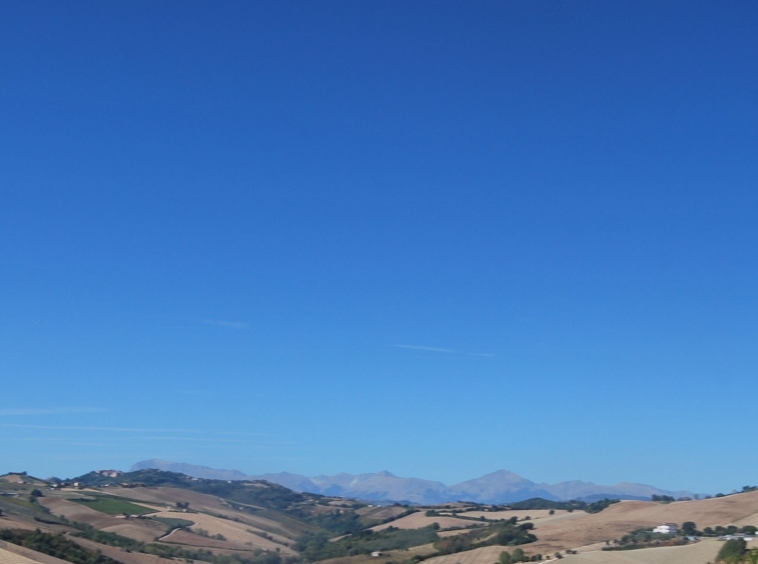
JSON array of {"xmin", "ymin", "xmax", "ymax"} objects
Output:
[
  {"xmin": 498, "ymin": 551, "xmax": 511, "ymax": 564},
  {"xmin": 716, "ymin": 538, "xmax": 746, "ymax": 563},
  {"xmin": 681, "ymin": 521, "xmax": 697, "ymax": 536},
  {"xmin": 511, "ymin": 548, "xmax": 524, "ymax": 563}
]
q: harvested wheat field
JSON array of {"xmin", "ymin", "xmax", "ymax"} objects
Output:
[
  {"xmin": 455, "ymin": 510, "xmax": 563, "ymax": 521},
  {"xmin": 106, "ymin": 488, "xmax": 232, "ymax": 514},
  {"xmin": 0, "ymin": 543, "xmax": 71, "ymax": 564},
  {"xmin": 319, "ymin": 543, "xmax": 438, "ymax": 564},
  {"xmin": 153, "ymin": 511, "xmax": 295, "ymax": 555},
  {"xmin": 421, "ymin": 545, "xmax": 509, "ymax": 564},
  {"xmin": 0, "ymin": 515, "xmax": 38, "ymax": 532},
  {"xmin": 529, "ymin": 492, "xmax": 758, "ymax": 554},
  {"xmin": 357, "ymin": 506, "xmax": 411, "ymax": 521},
  {"xmin": 371, "ymin": 513, "xmax": 484, "ymax": 532},
  {"xmin": 557, "ymin": 538, "xmax": 722, "ymax": 564},
  {"xmin": 72, "ymin": 536, "xmax": 206, "ymax": 564},
  {"xmin": 159, "ymin": 529, "xmax": 290, "ymax": 557},
  {"xmin": 0, "ymin": 547, "xmax": 40, "ymax": 564},
  {"xmin": 100, "ymin": 521, "xmax": 167, "ymax": 543},
  {"xmin": 106, "ymin": 488, "xmax": 302, "ymax": 539},
  {"xmin": 36, "ymin": 497, "xmax": 124, "ymax": 528}
]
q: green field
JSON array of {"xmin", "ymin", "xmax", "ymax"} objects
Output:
[
  {"xmin": 72, "ymin": 496, "xmax": 155, "ymax": 515},
  {"xmin": 153, "ymin": 516, "xmax": 194, "ymax": 528}
]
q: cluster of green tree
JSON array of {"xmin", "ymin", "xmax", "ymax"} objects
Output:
[
  {"xmin": 73, "ymin": 525, "xmax": 144, "ymax": 550},
  {"xmin": 298, "ymin": 509, "xmax": 364, "ymax": 535},
  {"xmin": 72, "ymin": 523, "xmax": 292, "ymax": 564},
  {"xmin": 603, "ymin": 523, "xmax": 694, "ymax": 550},
  {"xmin": 294, "ymin": 525, "xmax": 439, "ymax": 561},
  {"xmin": 433, "ymin": 518, "xmax": 536, "ymax": 555},
  {"xmin": 715, "ymin": 538, "xmax": 758, "ymax": 563},
  {"xmin": 498, "ymin": 548, "xmax": 542, "ymax": 563},
  {"xmin": 503, "ymin": 498, "xmax": 619, "ymax": 513},
  {"xmin": 0, "ymin": 528, "xmax": 123, "ymax": 564},
  {"xmin": 650, "ymin": 495, "xmax": 676, "ymax": 503},
  {"xmin": 701, "ymin": 525, "xmax": 758, "ymax": 537}
]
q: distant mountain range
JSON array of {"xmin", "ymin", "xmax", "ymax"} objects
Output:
[{"xmin": 131, "ymin": 459, "xmax": 695, "ymax": 505}]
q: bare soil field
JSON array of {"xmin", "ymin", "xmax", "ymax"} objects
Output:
[
  {"xmin": 318, "ymin": 542, "xmax": 438, "ymax": 564},
  {"xmin": 456, "ymin": 510, "xmax": 564, "ymax": 521},
  {"xmin": 100, "ymin": 522, "xmax": 166, "ymax": 543},
  {"xmin": 159, "ymin": 530, "xmax": 288, "ymax": 558},
  {"xmin": 0, "ymin": 516, "xmax": 38, "ymax": 532},
  {"xmin": 105, "ymin": 488, "xmax": 232, "ymax": 514},
  {"xmin": 421, "ymin": 545, "xmax": 508, "ymax": 564},
  {"xmin": 528, "ymin": 492, "xmax": 758, "ymax": 554},
  {"xmin": 36, "ymin": 497, "xmax": 124, "ymax": 528},
  {"xmin": 152, "ymin": 512, "xmax": 295, "ymax": 555},
  {"xmin": 0, "ymin": 547, "xmax": 41, "ymax": 564},
  {"xmin": 105, "ymin": 488, "xmax": 303, "ymax": 539},
  {"xmin": 557, "ymin": 538, "xmax": 723, "ymax": 564},
  {"xmin": 71, "ymin": 537, "xmax": 190, "ymax": 564},
  {"xmin": 356, "ymin": 506, "xmax": 411, "ymax": 522},
  {"xmin": 371, "ymin": 513, "xmax": 484, "ymax": 532},
  {"xmin": 0, "ymin": 542, "xmax": 72, "ymax": 564},
  {"xmin": 159, "ymin": 529, "xmax": 241, "ymax": 549},
  {"xmin": 38, "ymin": 497, "xmax": 167, "ymax": 541}
]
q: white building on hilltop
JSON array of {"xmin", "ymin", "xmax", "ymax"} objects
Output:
[{"xmin": 653, "ymin": 523, "xmax": 679, "ymax": 535}]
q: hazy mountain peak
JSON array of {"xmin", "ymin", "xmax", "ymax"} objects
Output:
[{"xmin": 131, "ymin": 459, "xmax": 694, "ymax": 505}]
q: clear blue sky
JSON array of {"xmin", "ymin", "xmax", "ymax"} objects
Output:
[{"xmin": 2, "ymin": 1, "xmax": 757, "ymax": 494}]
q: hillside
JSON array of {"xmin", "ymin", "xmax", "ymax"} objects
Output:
[{"xmin": 2, "ymin": 470, "xmax": 758, "ymax": 564}]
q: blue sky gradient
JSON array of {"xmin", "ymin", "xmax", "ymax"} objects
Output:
[{"xmin": 2, "ymin": 1, "xmax": 758, "ymax": 493}]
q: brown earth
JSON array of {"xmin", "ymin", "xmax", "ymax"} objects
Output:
[
  {"xmin": 0, "ymin": 542, "xmax": 72, "ymax": 564},
  {"xmin": 36, "ymin": 497, "xmax": 124, "ymax": 528},
  {"xmin": 99, "ymin": 522, "xmax": 166, "ymax": 543},
  {"xmin": 421, "ymin": 545, "xmax": 507, "ymax": 564},
  {"xmin": 371, "ymin": 513, "xmax": 485, "ymax": 532},
  {"xmin": 456, "ymin": 510, "xmax": 564, "ymax": 521},
  {"xmin": 557, "ymin": 538, "xmax": 723, "ymax": 564},
  {"xmin": 70, "ymin": 537, "xmax": 192, "ymax": 564},
  {"xmin": 151, "ymin": 511, "xmax": 294, "ymax": 554},
  {"xmin": 104, "ymin": 488, "xmax": 304, "ymax": 539},
  {"xmin": 528, "ymin": 493, "xmax": 758, "ymax": 554},
  {"xmin": 36, "ymin": 497, "xmax": 164, "ymax": 541},
  {"xmin": 356, "ymin": 506, "xmax": 411, "ymax": 522}
]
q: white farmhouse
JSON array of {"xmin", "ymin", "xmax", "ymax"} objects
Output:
[{"xmin": 653, "ymin": 523, "xmax": 679, "ymax": 535}]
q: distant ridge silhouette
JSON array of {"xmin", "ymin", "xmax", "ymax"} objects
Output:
[{"xmin": 131, "ymin": 459, "xmax": 695, "ymax": 504}]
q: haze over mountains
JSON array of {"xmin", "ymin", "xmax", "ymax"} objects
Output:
[{"xmin": 131, "ymin": 459, "xmax": 694, "ymax": 505}]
